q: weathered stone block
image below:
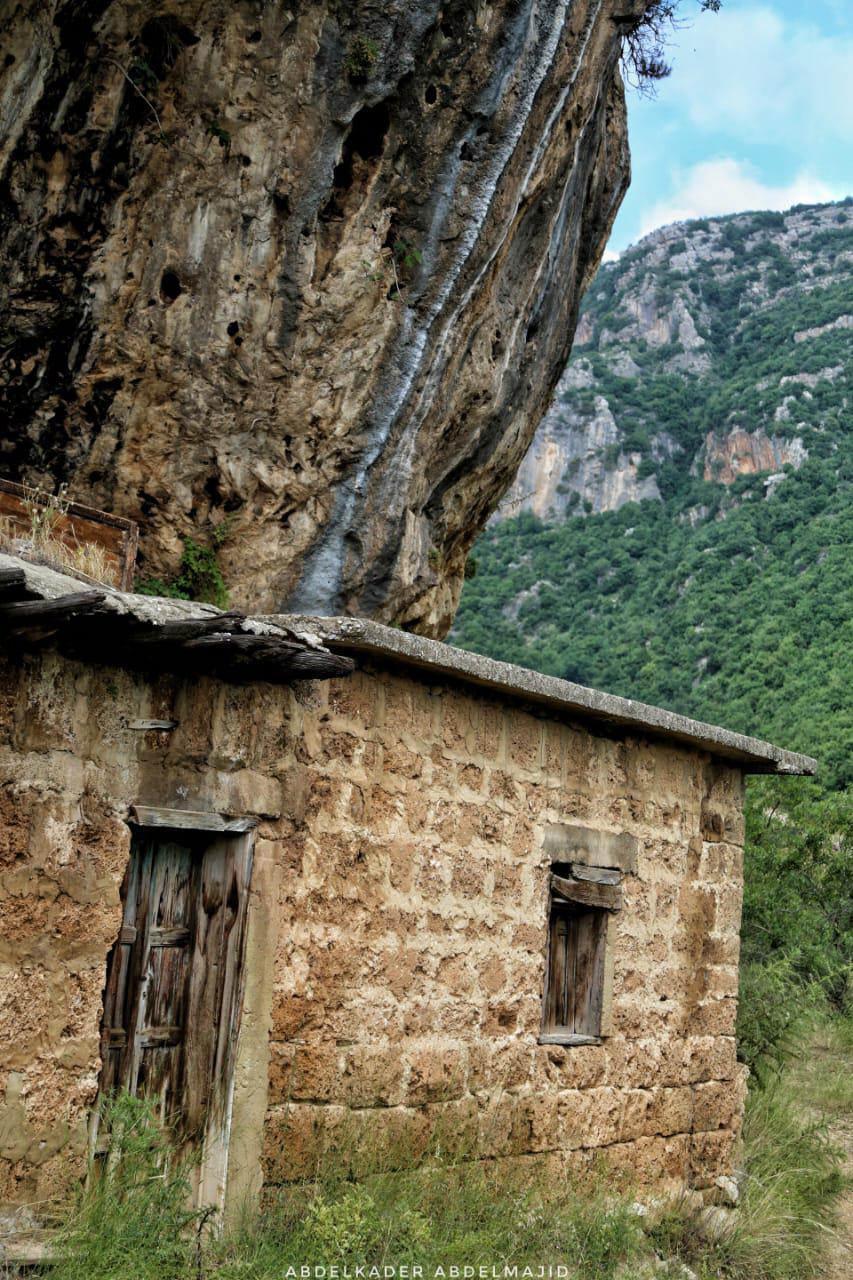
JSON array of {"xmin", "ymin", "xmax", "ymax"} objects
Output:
[
  {"xmin": 328, "ymin": 673, "xmax": 378, "ymax": 724},
  {"xmin": 619, "ymin": 1088, "xmax": 651, "ymax": 1141},
  {"xmin": 343, "ymin": 1045, "xmax": 407, "ymax": 1108},
  {"xmin": 543, "ymin": 823, "xmax": 639, "ymax": 872},
  {"xmin": 693, "ymin": 1073, "xmax": 747, "ymax": 1133},
  {"xmin": 405, "ymin": 1043, "xmax": 467, "ymax": 1105},
  {"xmin": 506, "ymin": 714, "xmax": 543, "ymax": 775},
  {"xmin": 691, "ymin": 997, "xmax": 738, "ymax": 1037},
  {"xmin": 689, "ymin": 1130, "xmax": 738, "ymax": 1188},
  {"xmin": 647, "ymin": 1085, "xmax": 694, "ymax": 1137}
]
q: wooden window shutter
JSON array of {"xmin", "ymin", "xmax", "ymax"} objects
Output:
[{"xmin": 542, "ymin": 866, "xmax": 619, "ymax": 1043}]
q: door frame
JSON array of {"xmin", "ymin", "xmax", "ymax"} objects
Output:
[{"xmin": 91, "ymin": 806, "xmax": 258, "ymax": 1216}]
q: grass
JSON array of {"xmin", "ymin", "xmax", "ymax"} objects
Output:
[
  {"xmin": 44, "ymin": 1017, "xmax": 851, "ymax": 1280},
  {"xmin": 209, "ymin": 1164, "xmax": 647, "ymax": 1279},
  {"xmin": 788, "ymin": 1014, "xmax": 853, "ymax": 1121},
  {"xmin": 651, "ymin": 1014, "xmax": 851, "ymax": 1280}
]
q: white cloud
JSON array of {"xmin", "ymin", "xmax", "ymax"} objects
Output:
[
  {"xmin": 665, "ymin": 6, "xmax": 853, "ymax": 145},
  {"xmin": 637, "ymin": 158, "xmax": 843, "ymax": 237}
]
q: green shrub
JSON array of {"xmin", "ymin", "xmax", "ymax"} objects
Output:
[
  {"xmin": 649, "ymin": 1065, "xmax": 842, "ymax": 1280},
  {"xmin": 136, "ymin": 525, "xmax": 230, "ymax": 607},
  {"xmin": 51, "ymin": 1048, "xmax": 848, "ymax": 1280},
  {"xmin": 723, "ymin": 1072, "xmax": 843, "ymax": 1279},
  {"xmin": 736, "ymin": 954, "xmax": 808, "ymax": 1078},
  {"xmin": 741, "ymin": 781, "xmax": 853, "ymax": 1026},
  {"xmin": 212, "ymin": 1162, "xmax": 646, "ymax": 1278}
]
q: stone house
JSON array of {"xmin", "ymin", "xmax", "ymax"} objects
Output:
[{"xmin": 0, "ymin": 552, "xmax": 815, "ymax": 1228}]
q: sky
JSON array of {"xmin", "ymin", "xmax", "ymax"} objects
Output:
[{"xmin": 606, "ymin": 0, "xmax": 853, "ymax": 255}]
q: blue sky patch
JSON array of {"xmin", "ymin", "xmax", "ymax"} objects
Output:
[{"xmin": 608, "ymin": 0, "xmax": 853, "ymax": 253}]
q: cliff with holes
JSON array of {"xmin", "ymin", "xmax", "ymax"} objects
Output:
[{"xmin": 0, "ymin": 0, "xmax": 638, "ymax": 634}]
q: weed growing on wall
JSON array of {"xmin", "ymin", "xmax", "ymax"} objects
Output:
[
  {"xmin": 737, "ymin": 780, "xmax": 853, "ymax": 1077},
  {"xmin": 136, "ymin": 521, "xmax": 231, "ymax": 606},
  {"xmin": 346, "ymin": 35, "xmax": 379, "ymax": 82}
]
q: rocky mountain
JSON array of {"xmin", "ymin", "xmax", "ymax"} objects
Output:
[
  {"xmin": 497, "ymin": 201, "xmax": 851, "ymax": 522},
  {"xmin": 0, "ymin": 0, "xmax": 649, "ymax": 635},
  {"xmin": 455, "ymin": 201, "xmax": 853, "ymax": 787}
]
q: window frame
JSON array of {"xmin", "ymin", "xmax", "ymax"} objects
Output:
[{"xmin": 539, "ymin": 867, "xmax": 621, "ymax": 1047}]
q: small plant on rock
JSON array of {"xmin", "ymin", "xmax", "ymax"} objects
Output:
[
  {"xmin": 136, "ymin": 520, "xmax": 231, "ymax": 607},
  {"xmin": 346, "ymin": 35, "xmax": 379, "ymax": 82}
]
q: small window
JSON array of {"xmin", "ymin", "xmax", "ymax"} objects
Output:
[{"xmin": 541, "ymin": 867, "xmax": 621, "ymax": 1045}]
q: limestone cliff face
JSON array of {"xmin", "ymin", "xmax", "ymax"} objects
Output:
[
  {"xmin": 497, "ymin": 203, "xmax": 847, "ymax": 525},
  {"xmin": 499, "ymin": 359, "xmax": 670, "ymax": 519},
  {"xmin": 700, "ymin": 428, "xmax": 807, "ymax": 486},
  {"xmin": 0, "ymin": 0, "xmax": 638, "ymax": 635}
]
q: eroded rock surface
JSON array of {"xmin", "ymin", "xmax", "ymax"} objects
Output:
[
  {"xmin": 700, "ymin": 427, "xmax": 807, "ymax": 485},
  {"xmin": 0, "ymin": 0, "xmax": 638, "ymax": 634}
]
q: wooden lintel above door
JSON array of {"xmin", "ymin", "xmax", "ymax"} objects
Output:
[{"xmin": 129, "ymin": 805, "xmax": 259, "ymax": 833}]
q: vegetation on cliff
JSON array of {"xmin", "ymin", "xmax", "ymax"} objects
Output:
[{"xmin": 457, "ymin": 203, "xmax": 852, "ymax": 789}]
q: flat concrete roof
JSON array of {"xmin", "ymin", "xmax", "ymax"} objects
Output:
[
  {"xmin": 0, "ymin": 552, "xmax": 816, "ymax": 775},
  {"xmin": 275, "ymin": 614, "xmax": 818, "ymax": 777}
]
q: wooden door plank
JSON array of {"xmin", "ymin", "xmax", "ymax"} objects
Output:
[
  {"xmin": 126, "ymin": 837, "xmax": 156, "ymax": 1097},
  {"xmin": 552, "ymin": 913, "xmax": 569, "ymax": 1030},
  {"xmin": 184, "ymin": 839, "xmax": 227, "ymax": 1135},
  {"xmin": 135, "ymin": 839, "xmax": 198, "ymax": 1125},
  {"xmin": 99, "ymin": 847, "xmax": 144, "ymax": 1096},
  {"xmin": 573, "ymin": 911, "xmax": 606, "ymax": 1037},
  {"xmin": 565, "ymin": 910, "xmax": 580, "ymax": 1033},
  {"xmin": 138, "ymin": 1027, "xmax": 184, "ymax": 1048},
  {"xmin": 587, "ymin": 915, "xmax": 607, "ymax": 1037},
  {"xmin": 209, "ymin": 836, "xmax": 253, "ymax": 1104},
  {"xmin": 192, "ymin": 832, "xmax": 255, "ymax": 1211},
  {"xmin": 149, "ymin": 926, "xmax": 192, "ymax": 947}
]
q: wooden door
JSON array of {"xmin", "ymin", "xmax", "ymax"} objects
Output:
[{"xmin": 97, "ymin": 824, "xmax": 253, "ymax": 1192}]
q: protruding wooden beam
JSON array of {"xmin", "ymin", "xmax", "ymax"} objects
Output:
[
  {"xmin": 0, "ymin": 591, "xmax": 106, "ymax": 629},
  {"xmin": 551, "ymin": 872, "xmax": 622, "ymax": 911},
  {"xmin": 124, "ymin": 612, "xmax": 246, "ymax": 645},
  {"xmin": 0, "ymin": 572, "xmax": 355, "ymax": 684},
  {"xmin": 180, "ymin": 632, "xmax": 299, "ymax": 657},
  {"xmin": 284, "ymin": 649, "xmax": 355, "ymax": 677}
]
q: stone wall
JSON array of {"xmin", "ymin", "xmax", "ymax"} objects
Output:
[
  {"xmin": 0, "ymin": 648, "xmax": 289, "ymax": 1211},
  {"xmin": 0, "ymin": 644, "xmax": 747, "ymax": 1215},
  {"xmin": 266, "ymin": 666, "xmax": 747, "ymax": 1194}
]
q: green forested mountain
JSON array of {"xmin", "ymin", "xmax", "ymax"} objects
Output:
[{"xmin": 454, "ymin": 201, "xmax": 852, "ymax": 790}]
